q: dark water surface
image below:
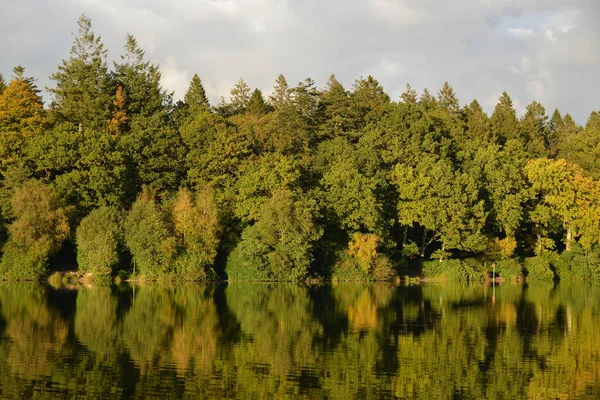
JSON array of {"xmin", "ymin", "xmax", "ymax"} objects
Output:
[{"xmin": 1, "ymin": 282, "xmax": 600, "ymax": 399}]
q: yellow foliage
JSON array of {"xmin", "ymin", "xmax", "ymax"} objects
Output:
[{"xmin": 348, "ymin": 233, "xmax": 379, "ymax": 273}]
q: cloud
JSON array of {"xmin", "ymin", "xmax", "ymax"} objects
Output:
[{"xmin": 0, "ymin": 0, "xmax": 598, "ymax": 123}]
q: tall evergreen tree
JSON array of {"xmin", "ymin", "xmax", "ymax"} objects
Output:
[
  {"xmin": 246, "ymin": 89, "xmax": 268, "ymax": 115},
  {"xmin": 419, "ymin": 88, "xmax": 437, "ymax": 110},
  {"xmin": 520, "ymin": 101, "xmax": 548, "ymax": 157},
  {"xmin": 48, "ymin": 14, "xmax": 111, "ymax": 131},
  {"xmin": 0, "ymin": 74, "xmax": 6, "ymax": 95},
  {"xmin": 400, "ymin": 83, "xmax": 418, "ymax": 104},
  {"xmin": 321, "ymin": 74, "xmax": 352, "ymax": 136},
  {"xmin": 184, "ymin": 73, "xmax": 210, "ymax": 110},
  {"xmin": 269, "ymin": 74, "xmax": 292, "ymax": 109},
  {"xmin": 113, "ymin": 33, "xmax": 166, "ymax": 121},
  {"xmin": 230, "ymin": 78, "xmax": 251, "ymax": 114},
  {"xmin": 490, "ymin": 92, "xmax": 519, "ymax": 144},
  {"xmin": 437, "ymin": 81, "xmax": 460, "ymax": 115}
]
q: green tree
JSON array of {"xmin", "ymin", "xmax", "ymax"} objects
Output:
[
  {"xmin": 437, "ymin": 81, "xmax": 460, "ymax": 115},
  {"xmin": 184, "ymin": 73, "xmax": 210, "ymax": 110},
  {"xmin": 48, "ymin": 14, "xmax": 111, "ymax": 131},
  {"xmin": 76, "ymin": 206, "xmax": 124, "ymax": 275},
  {"xmin": 172, "ymin": 187, "xmax": 221, "ymax": 280},
  {"xmin": 490, "ymin": 91, "xmax": 519, "ymax": 144},
  {"xmin": 123, "ymin": 188, "xmax": 175, "ymax": 277},
  {"xmin": 227, "ymin": 190, "xmax": 322, "ymax": 281},
  {"xmin": 0, "ymin": 180, "xmax": 70, "ymax": 280},
  {"xmin": 520, "ymin": 101, "xmax": 548, "ymax": 157},
  {"xmin": 268, "ymin": 74, "xmax": 292, "ymax": 109},
  {"xmin": 230, "ymin": 78, "xmax": 251, "ymax": 114},
  {"xmin": 246, "ymin": 88, "xmax": 268, "ymax": 115}
]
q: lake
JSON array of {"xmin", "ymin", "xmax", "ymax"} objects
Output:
[{"xmin": 0, "ymin": 282, "xmax": 599, "ymax": 399}]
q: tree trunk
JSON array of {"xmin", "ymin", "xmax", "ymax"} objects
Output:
[
  {"xmin": 402, "ymin": 226, "xmax": 409, "ymax": 248},
  {"xmin": 421, "ymin": 229, "xmax": 427, "ymax": 257},
  {"xmin": 565, "ymin": 228, "xmax": 572, "ymax": 252}
]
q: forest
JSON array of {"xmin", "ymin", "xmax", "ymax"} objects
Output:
[{"xmin": 1, "ymin": 14, "xmax": 600, "ymax": 282}]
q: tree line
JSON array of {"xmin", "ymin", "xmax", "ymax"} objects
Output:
[{"xmin": 1, "ymin": 14, "xmax": 600, "ymax": 281}]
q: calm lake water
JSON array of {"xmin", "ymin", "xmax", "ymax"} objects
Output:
[{"xmin": 0, "ymin": 282, "xmax": 599, "ymax": 399}]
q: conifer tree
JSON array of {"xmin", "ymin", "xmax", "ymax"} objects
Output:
[
  {"xmin": 269, "ymin": 74, "xmax": 292, "ymax": 109},
  {"xmin": 49, "ymin": 14, "xmax": 111, "ymax": 131},
  {"xmin": 520, "ymin": 101, "xmax": 548, "ymax": 157},
  {"xmin": 490, "ymin": 92, "xmax": 519, "ymax": 144},
  {"xmin": 437, "ymin": 81, "xmax": 460, "ymax": 115},
  {"xmin": 321, "ymin": 74, "xmax": 352, "ymax": 136},
  {"xmin": 113, "ymin": 33, "xmax": 166, "ymax": 120},
  {"xmin": 400, "ymin": 83, "xmax": 418, "ymax": 104},
  {"xmin": 246, "ymin": 89, "xmax": 268, "ymax": 115},
  {"xmin": 0, "ymin": 66, "xmax": 45, "ymax": 137},
  {"xmin": 0, "ymin": 74, "xmax": 6, "ymax": 95},
  {"xmin": 587, "ymin": 111, "xmax": 600, "ymax": 131},
  {"xmin": 419, "ymin": 88, "xmax": 437, "ymax": 110},
  {"xmin": 230, "ymin": 78, "xmax": 251, "ymax": 114},
  {"xmin": 184, "ymin": 73, "xmax": 210, "ymax": 110}
]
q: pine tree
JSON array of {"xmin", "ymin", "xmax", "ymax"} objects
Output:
[
  {"xmin": 230, "ymin": 78, "xmax": 251, "ymax": 114},
  {"xmin": 268, "ymin": 74, "xmax": 292, "ymax": 109},
  {"xmin": 520, "ymin": 101, "xmax": 548, "ymax": 157},
  {"xmin": 49, "ymin": 14, "xmax": 111, "ymax": 131},
  {"xmin": 0, "ymin": 74, "xmax": 6, "ymax": 95},
  {"xmin": 350, "ymin": 75, "xmax": 390, "ymax": 128},
  {"xmin": 400, "ymin": 83, "xmax": 418, "ymax": 104},
  {"xmin": 246, "ymin": 89, "xmax": 268, "ymax": 115},
  {"xmin": 419, "ymin": 88, "xmax": 437, "ymax": 110},
  {"xmin": 490, "ymin": 92, "xmax": 519, "ymax": 144},
  {"xmin": 321, "ymin": 74, "xmax": 352, "ymax": 136},
  {"xmin": 184, "ymin": 73, "xmax": 210, "ymax": 110},
  {"xmin": 0, "ymin": 66, "xmax": 45, "ymax": 137},
  {"xmin": 587, "ymin": 111, "xmax": 600, "ymax": 130},
  {"xmin": 437, "ymin": 81, "xmax": 460, "ymax": 115},
  {"xmin": 113, "ymin": 33, "xmax": 166, "ymax": 120}
]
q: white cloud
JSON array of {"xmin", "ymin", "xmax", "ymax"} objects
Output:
[
  {"xmin": 507, "ymin": 28, "xmax": 534, "ymax": 36},
  {"xmin": 0, "ymin": 0, "xmax": 598, "ymax": 123}
]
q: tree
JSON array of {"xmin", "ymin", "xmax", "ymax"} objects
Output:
[
  {"xmin": 172, "ymin": 187, "xmax": 221, "ymax": 280},
  {"xmin": 0, "ymin": 66, "xmax": 45, "ymax": 166},
  {"xmin": 437, "ymin": 82, "xmax": 460, "ymax": 115},
  {"xmin": 400, "ymin": 83, "xmax": 418, "ymax": 104},
  {"xmin": 124, "ymin": 188, "xmax": 175, "ymax": 276},
  {"xmin": 520, "ymin": 101, "xmax": 548, "ymax": 157},
  {"xmin": 48, "ymin": 14, "xmax": 111, "ymax": 131},
  {"xmin": 268, "ymin": 74, "xmax": 291, "ymax": 108},
  {"xmin": 246, "ymin": 89, "xmax": 268, "ymax": 115},
  {"xmin": 350, "ymin": 76, "xmax": 390, "ymax": 128},
  {"xmin": 76, "ymin": 206, "xmax": 124, "ymax": 275},
  {"xmin": 0, "ymin": 73, "xmax": 6, "ymax": 95},
  {"xmin": 226, "ymin": 190, "xmax": 322, "ymax": 281},
  {"xmin": 490, "ymin": 92, "xmax": 519, "ymax": 144},
  {"xmin": 184, "ymin": 73, "xmax": 210, "ymax": 110},
  {"xmin": 0, "ymin": 180, "xmax": 70, "ymax": 280},
  {"xmin": 321, "ymin": 74, "xmax": 352, "ymax": 137},
  {"xmin": 230, "ymin": 78, "xmax": 251, "ymax": 114},
  {"xmin": 419, "ymin": 88, "xmax": 437, "ymax": 110}
]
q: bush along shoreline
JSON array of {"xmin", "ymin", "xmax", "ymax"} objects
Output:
[{"xmin": 1, "ymin": 15, "xmax": 600, "ymax": 283}]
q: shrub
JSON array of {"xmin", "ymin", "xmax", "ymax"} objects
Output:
[
  {"xmin": 495, "ymin": 259, "xmax": 523, "ymax": 281},
  {"xmin": 422, "ymin": 259, "xmax": 483, "ymax": 283},
  {"xmin": 76, "ymin": 206, "xmax": 124, "ymax": 275},
  {"xmin": 524, "ymin": 255, "xmax": 555, "ymax": 281}
]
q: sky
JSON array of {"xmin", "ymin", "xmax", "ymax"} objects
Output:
[{"xmin": 1, "ymin": 0, "xmax": 599, "ymax": 123}]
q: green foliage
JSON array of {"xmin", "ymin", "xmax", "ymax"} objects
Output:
[
  {"xmin": 495, "ymin": 259, "xmax": 523, "ymax": 281},
  {"xmin": 123, "ymin": 188, "xmax": 174, "ymax": 277},
  {"xmin": 226, "ymin": 190, "xmax": 322, "ymax": 281},
  {"xmin": 552, "ymin": 244, "xmax": 600, "ymax": 280},
  {"xmin": 523, "ymin": 255, "xmax": 555, "ymax": 281},
  {"xmin": 0, "ymin": 180, "xmax": 70, "ymax": 280},
  {"xmin": 421, "ymin": 259, "xmax": 484, "ymax": 283},
  {"xmin": 76, "ymin": 206, "xmax": 124, "ymax": 275}
]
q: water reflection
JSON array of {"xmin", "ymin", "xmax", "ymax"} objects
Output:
[{"xmin": 1, "ymin": 282, "xmax": 600, "ymax": 398}]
